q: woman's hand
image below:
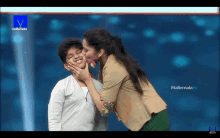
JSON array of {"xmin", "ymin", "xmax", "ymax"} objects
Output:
[{"xmin": 68, "ymin": 59, "xmax": 92, "ymax": 83}]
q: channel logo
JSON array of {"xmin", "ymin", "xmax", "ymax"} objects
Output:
[
  {"xmin": 12, "ymin": 15, "xmax": 28, "ymax": 30},
  {"xmin": 209, "ymin": 127, "xmax": 216, "ymax": 134}
]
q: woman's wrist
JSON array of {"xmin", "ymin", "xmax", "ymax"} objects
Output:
[{"xmin": 85, "ymin": 76, "xmax": 92, "ymax": 85}]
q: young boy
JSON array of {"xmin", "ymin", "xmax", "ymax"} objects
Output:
[{"xmin": 48, "ymin": 38, "xmax": 108, "ymax": 131}]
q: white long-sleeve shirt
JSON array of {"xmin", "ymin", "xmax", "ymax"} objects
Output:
[{"xmin": 48, "ymin": 75, "xmax": 108, "ymax": 131}]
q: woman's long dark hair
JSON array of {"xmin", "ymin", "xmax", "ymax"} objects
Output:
[{"xmin": 84, "ymin": 28, "xmax": 149, "ymax": 96}]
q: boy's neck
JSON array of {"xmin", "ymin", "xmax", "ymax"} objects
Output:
[
  {"xmin": 72, "ymin": 74, "xmax": 87, "ymax": 86},
  {"xmin": 72, "ymin": 73, "xmax": 79, "ymax": 81}
]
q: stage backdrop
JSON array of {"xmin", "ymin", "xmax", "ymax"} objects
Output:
[{"xmin": 1, "ymin": 14, "xmax": 219, "ymax": 131}]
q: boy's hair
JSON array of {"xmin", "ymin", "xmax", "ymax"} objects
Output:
[
  {"xmin": 58, "ymin": 38, "xmax": 83, "ymax": 64},
  {"xmin": 57, "ymin": 38, "xmax": 94, "ymax": 78}
]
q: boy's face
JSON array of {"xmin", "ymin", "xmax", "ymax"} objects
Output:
[{"xmin": 64, "ymin": 47, "xmax": 86, "ymax": 71}]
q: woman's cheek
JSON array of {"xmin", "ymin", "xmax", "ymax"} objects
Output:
[{"xmin": 85, "ymin": 53, "xmax": 92, "ymax": 62}]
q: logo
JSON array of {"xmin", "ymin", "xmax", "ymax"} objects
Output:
[
  {"xmin": 171, "ymin": 86, "xmax": 197, "ymax": 90},
  {"xmin": 12, "ymin": 15, "xmax": 28, "ymax": 30},
  {"xmin": 209, "ymin": 127, "xmax": 216, "ymax": 134}
]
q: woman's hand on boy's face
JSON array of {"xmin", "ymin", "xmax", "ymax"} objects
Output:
[{"xmin": 68, "ymin": 56, "xmax": 91, "ymax": 82}]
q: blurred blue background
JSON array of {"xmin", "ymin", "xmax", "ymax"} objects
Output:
[{"xmin": 1, "ymin": 14, "xmax": 219, "ymax": 131}]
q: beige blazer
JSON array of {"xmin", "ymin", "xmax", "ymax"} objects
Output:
[{"xmin": 99, "ymin": 54, "xmax": 167, "ymax": 131}]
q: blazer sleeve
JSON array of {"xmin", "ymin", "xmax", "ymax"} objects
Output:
[
  {"xmin": 48, "ymin": 81, "xmax": 65, "ymax": 131},
  {"xmin": 100, "ymin": 63, "xmax": 127, "ymax": 117}
]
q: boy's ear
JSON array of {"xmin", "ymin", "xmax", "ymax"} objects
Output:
[{"xmin": 64, "ymin": 63, "xmax": 70, "ymax": 71}]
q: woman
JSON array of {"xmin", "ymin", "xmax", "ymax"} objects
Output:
[
  {"xmin": 48, "ymin": 38, "xmax": 108, "ymax": 131},
  {"xmin": 67, "ymin": 28, "xmax": 170, "ymax": 131}
]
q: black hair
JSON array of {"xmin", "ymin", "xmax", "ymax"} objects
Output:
[
  {"xmin": 58, "ymin": 38, "xmax": 83, "ymax": 64},
  {"xmin": 83, "ymin": 28, "xmax": 149, "ymax": 95}
]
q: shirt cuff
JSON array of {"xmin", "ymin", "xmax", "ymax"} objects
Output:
[{"xmin": 100, "ymin": 95, "xmax": 115, "ymax": 117}]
